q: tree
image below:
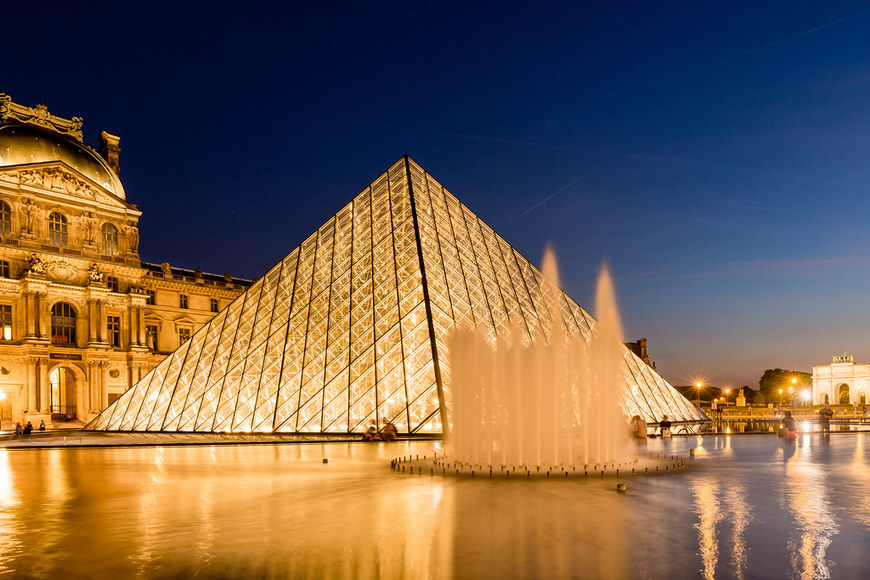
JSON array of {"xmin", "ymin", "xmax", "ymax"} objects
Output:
[{"xmin": 758, "ymin": 368, "xmax": 811, "ymax": 404}]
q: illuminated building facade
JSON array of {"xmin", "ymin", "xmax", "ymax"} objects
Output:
[
  {"xmin": 0, "ymin": 94, "xmax": 249, "ymax": 427},
  {"xmin": 812, "ymin": 353, "xmax": 870, "ymax": 405},
  {"xmin": 89, "ymin": 157, "xmax": 706, "ymax": 434}
]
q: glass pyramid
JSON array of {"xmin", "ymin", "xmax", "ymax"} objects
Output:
[{"xmin": 86, "ymin": 157, "xmax": 707, "ymax": 434}]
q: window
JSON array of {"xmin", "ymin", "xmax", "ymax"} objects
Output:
[
  {"xmin": 102, "ymin": 223, "xmax": 118, "ymax": 255},
  {"xmin": 179, "ymin": 294, "xmax": 188, "ymax": 309},
  {"xmin": 50, "ymin": 302, "xmax": 76, "ymax": 344},
  {"xmin": 0, "ymin": 201, "xmax": 11, "ymax": 236},
  {"xmin": 210, "ymin": 298, "xmax": 219, "ymax": 312},
  {"xmin": 106, "ymin": 276, "xmax": 119, "ymax": 292},
  {"xmin": 146, "ymin": 324, "xmax": 159, "ymax": 351},
  {"xmin": 145, "ymin": 289, "xmax": 155, "ymax": 305},
  {"xmin": 0, "ymin": 260, "xmax": 9, "ymax": 278},
  {"xmin": 0, "ymin": 304, "xmax": 11, "ymax": 340},
  {"xmin": 48, "ymin": 212, "xmax": 68, "ymax": 246},
  {"xmin": 107, "ymin": 315, "xmax": 121, "ymax": 348},
  {"xmin": 178, "ymin": 327, "xmax": 191, "ymax": 346}
]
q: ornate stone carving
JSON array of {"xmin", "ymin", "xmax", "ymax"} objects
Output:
[
  {"xmin": 25, "ymin": 253, "xmax": 45, "ymax": 275},
  {"xmin": 18, "ymin": 168, "xmax": 112, "ymax": 203},
  {"xmin": 45, "ymin": 258, "xmax": 76, "ymax": 282},
  {"xmin": 87, "ymin": 263, "xmax": 104, "ymax": 283},
  {"xmin": 20, "ymin": 197, "xmax": 36, "ymax": 236},
  {"xmin": 80, "ymin": 211, "xmax": 97, "ymax": 246},
  {"xmin": 124, "ymin": 221, "xmax": 139, "ymax": 253},
  {"xmin": 0, "ymin": 93, "xmax": 84, "ymax": 142}
]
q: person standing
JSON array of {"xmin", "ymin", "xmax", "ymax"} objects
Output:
[
  {"xmin": 819, "ymin": 403, "xmax": 834, "ymax": 435},
  {"xmin": 631, "ymin": 415, "xmax": 648, "ymax": 439}
]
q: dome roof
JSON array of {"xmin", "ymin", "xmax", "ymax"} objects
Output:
[{"xmin": 0, "ymin": 124, "xmax": 125, "ymax": 200}]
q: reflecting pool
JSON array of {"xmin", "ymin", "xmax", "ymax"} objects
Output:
[{"xmin": 1, "ymin": 434, "xmax": 869, "ymax": 578}]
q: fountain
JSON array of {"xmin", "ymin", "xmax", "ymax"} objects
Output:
[{"xmin": 397, "ymin": 248, "xmax": 685, "ymax": 479}]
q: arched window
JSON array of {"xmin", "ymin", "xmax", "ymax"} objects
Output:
[
  {"xmin": 48, "ymin": 212, "xmax": 68, "ymax": 246},
  {"xmin": 102, "ymin": 223, "xmax": 118, "ymax": 255},
  {"xmin": 50, "ymin": 302, "xmax": 77, "ymax": 345},
  {"xmin": 0, "ymin": 201, "xmax": 11, "ymax": 236}
]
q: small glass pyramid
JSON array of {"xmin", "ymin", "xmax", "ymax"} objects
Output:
[{"xmin": 86, "ymin": 157, "xmax": 707, "ymax": 433}]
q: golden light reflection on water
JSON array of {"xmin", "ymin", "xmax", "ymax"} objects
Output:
[
  {"xmin": 0, "ymin": 450, "xmax": 19, "ymax": 573},
  {"xmin": 0, "ymin": 437, "xmax": 868, "ymax": 577},
  {"xmin": 780, "ymin": 437, "xmax": 838, "ymax": 580},
  {"xmin": 691, "ymin": 479, "xmax": 725, "ymax": 580},
  {"xmin": 846, "ymin": 433, "xmax": 870, "ymax": 530}
]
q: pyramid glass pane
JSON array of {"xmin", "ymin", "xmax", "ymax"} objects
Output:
[{"xmin": 86, "ymin": 157, "xmax": 707, "ymax": 434}]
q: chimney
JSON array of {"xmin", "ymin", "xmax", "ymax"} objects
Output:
[{"xmin": 99, "ymin": 131, "xmax": 121, "ymax": 175}]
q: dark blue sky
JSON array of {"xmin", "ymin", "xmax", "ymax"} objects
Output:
[{"xmin": 7, "ymin": 1, "xmax": 870, "ymax": 388}]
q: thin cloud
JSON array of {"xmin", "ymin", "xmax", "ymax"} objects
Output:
[
  {"xmin": 728, "ymin": 8, "xmax": 870, "ymax": 60},
  {"xmin": 660, "ymin": 255, "xmax": 870, "ymax": 285},
  {"xmin": 507, "ymin": 169, "xmax": 596, "ymax": 224}
]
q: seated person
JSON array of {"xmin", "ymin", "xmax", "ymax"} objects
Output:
[
  {"xmin": 631, "ymin": 415, "xmax": 648, "ymax": 439},
  {"xmin": 362, "ymin": 423, "xmax": 380, "ymax": 441},
  {"xmin": 659, "ymin": 415, "xmax": 672, "ymax": 438},
  {"xmin": 781, "ymin": 411, "xmax": 797, "ymax": 439},
  {"xmin": 380, "ymin": 421, "xmax": 397, "ymax": 441}
]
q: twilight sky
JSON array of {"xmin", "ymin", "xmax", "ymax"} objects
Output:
[{"xmin": 6, "ymin": 1, "xmax": 870, "ymax": 389}]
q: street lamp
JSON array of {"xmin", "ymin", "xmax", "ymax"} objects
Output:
[
  {"xmin": 696, "ymin": 382, "xmax": 702, "ymax": 406},
  {"xmin": 779, "ymin": 388, "xmax": 783, "ymax": 407}
]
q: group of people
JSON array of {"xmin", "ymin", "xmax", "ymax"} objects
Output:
[
  {"xmin": 12, "ymin": 420, "xmax": 46, "ymax": 436},
  {"xmin": 630, "ymin": 415, "xmax": 672, "ymax": 439},
  {"xmin": 362, "ymin": 421, "xmax": 398, "ymax": 441}
]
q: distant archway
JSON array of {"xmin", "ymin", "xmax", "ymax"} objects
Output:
[
  {"xmin": 49, "ymin": 367, "xmax": 77, "ymax": 420},
  {"xmin": 838, "ymin": 383, "xmax": 850, "ymax": 405}
]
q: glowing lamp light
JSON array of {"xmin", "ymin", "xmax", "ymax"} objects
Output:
[
  {"xmin": 0, "ymin": 392, "xmax": 5, "ymax": 400},
  {"xmin": 802, "ymin": 391, "xmax": 811, "ymax": 401}
]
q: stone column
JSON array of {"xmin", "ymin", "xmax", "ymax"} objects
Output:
[
  {"xmin": 26, "ymin": 356, "xmax": 38, "ymax": 412},
  {"xmin": 33, "ymin": 292, "xmax": 42, "ymax": 338},
  {"xmin": 138, "ymin": 308, "xmax": 146, "ymax": 346},
  {"xmin": 88, "ymin": 299, "xmax": 97, "ymax": 343},
  {"xmin": 100, "ymin": 361, "xmax": 109, "ymax": 411},
  {"xmin": 128, "ymin": 306, "xmax": 137, "ymax": 347},
  {"xmin": 87, "ymin": 360, "xmax": 100, "ymax": 413},
  {"xmin": 38, "ymin": 358, "xmax": 49, "ymax": 414},
  {"xmin": 99, "ymin": 301, "xmax": 108, "ymax": 344},
  {"xmin": 24, "ymin": 292, "xmax": 34, "ymax": 338}
]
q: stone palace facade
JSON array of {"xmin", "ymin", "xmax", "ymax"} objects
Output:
[{"xmin": 0, "ymin": 94, "xmax": 249, "ymax": 427}]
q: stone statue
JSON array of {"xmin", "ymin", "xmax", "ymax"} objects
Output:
[
  {"xmin": 25, "ymin": 253, "xmax": 45, "ymax": 275},
  {"xmin": 124, "ymin": 222, "xmax": 139, "ymax": 253},
  {"xmin": 80, "ymin": 211, "xmax": 97, "ymax": 246},
  {"xmin": 87, "ymin": 263, "xmax": 104, "ymax": 283},
  {"xmin": 20, "ymin": 198, "xmax": 35, "ymax": 234}
]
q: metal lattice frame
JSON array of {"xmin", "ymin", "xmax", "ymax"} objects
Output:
[{"xmin": 87, "ymin": 157, "xmax": 706, "ymax": 434}]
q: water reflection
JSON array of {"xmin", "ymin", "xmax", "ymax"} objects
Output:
[
  {"xmin": 780, "ymin": 437, "xmax": 838, "ymax": 579},
  {"xmin": 690, "ymin": 476, "xmax": 752, "ymax": 580},
  {"xmin": 0, "ymin": 436, "xmax": 867, "ymax": 577}
]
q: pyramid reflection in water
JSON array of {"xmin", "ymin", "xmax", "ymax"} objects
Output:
[{"xmin": 86, "ymin": 157, "xmax": 706, "ymax": 434}]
